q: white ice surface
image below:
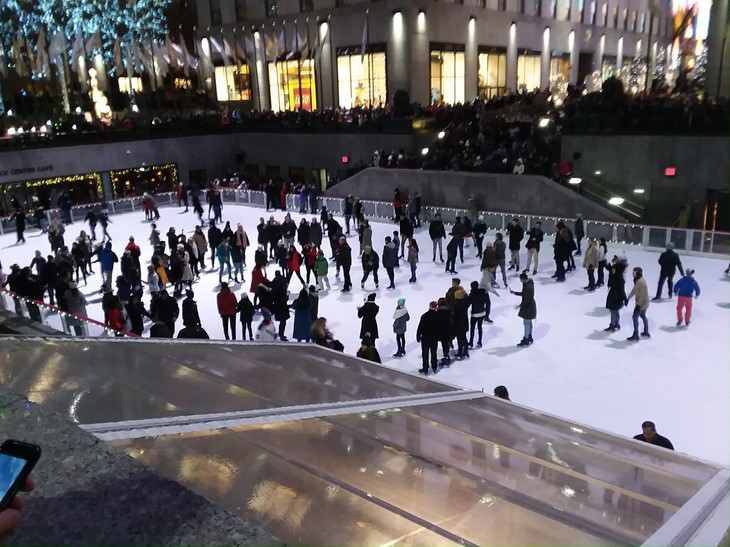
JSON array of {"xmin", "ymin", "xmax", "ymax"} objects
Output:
[{"xmin": 2, "ymin": 203, "xmax": 728, "ymax": 465}]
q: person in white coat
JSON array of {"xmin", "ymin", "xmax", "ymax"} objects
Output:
[{"xmin": 256, "ymin": 309, "xmax": 279, "ymax": 341}]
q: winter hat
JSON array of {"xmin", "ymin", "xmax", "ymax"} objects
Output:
[
  {"xmin": 666, "ymin": 242, "xmax": 675, "ymax": 250},
  {"xmin": 367, "ymin": 293, "xmax": 376, "ymax": 302},
  {"xmin": 339, "ymin": 236, "xmax": 346, "ymax": 242},
  {"xmin": 129, "ymin": 236, "xmax": 135, "ymax": 242},
  {"xmin": 478, "ymin": 215, "xmax": 484, "ymax": 221},
  {"xmin": 429, "ymin": 301, "xmax": 438, "ymax": 310},
  {"xmin": 576, "ymin": 213, "xmax": 582, "ymax": 219},
  {"xmin": 519, "ymin": 272, "xmax": 529, "ymax": 281},
  {"xmin": 241, "ymin": 292, "xmax": 250, "ymax": 299},
  {"xmin": 397, "ymin": 298, "xmax": 406, "ymax": 307},
  {"xmin": 309, "ymin": 285, "xmax": 317, "ymax": 293},
  {"xmin": 186, "ymin": 290, "xmax": 194, "ymax": 298},
  {"xmin": 261, "ymin": 308, "xmax": 272, "ymax": 318},
  {"xmin": 318, "ymin": 249, "xmax": 324, "ymax": 256},
  {"xmin": 220, "ymin": 282, "xmax": 229, "ymax": 290},
  {"xmin": 686, "ymin": 268, "xmax": 695, "ymax": 276}
]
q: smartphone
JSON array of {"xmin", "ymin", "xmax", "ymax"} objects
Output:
[{"xmin": 0, "ymin": 440, "xmax": 41, "ymax": 511}]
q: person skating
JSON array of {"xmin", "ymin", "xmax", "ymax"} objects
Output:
[
  {"xmin": 151, "ymin": 289, "xmax": 179, "ymax": 336},
  {"xmin": 344, "ymin": 195, "xmax": 354, "ymax": 234},
  {"xmin": 392, "ymin": 231, "xmax": 401, "ymax": 268},
  {"xmin": 358, "ymin": 293, "xmax": 380, "ymax": 343},
  {"xmin": 673, "ymin": 268, "xmax": 700, "ymax": 326},
  {"xmin": 453, "ymin": 288, "xmax": 470, "ymax": 359},
  {"xmin": 582, "ymin": 238, "xmax": 599, "ymax": 291},
  {"xmin": 450, "ymin": 216, "xmax": 466, "ymax": 263},
  {"xmin": 270, "ymin": 271, "xmax": 291, "ymax": 341},
  {"xmin": 181, "ymin": 289, "xmax": 201, "ymax": 328},
  {"xmin": 382, "ymin": 236, "xmax": 398, "ymax": 289},
  {"xmin": 626, "ymin": 266, "xmax": 651, "ymax": 341},
  {"xmin": 236, "ymin": 292, "xmax": 256, "ymax": 340},
  {"xmin": 467, "ymin": 281, "xmax": 488, "ymax": 348},
  {"xmin": 407, "ymin": 238, "xmax": 419, "ymax": 283},
  {"xmin": 216, "ymin": 282, "xmax": 238, "ymax": 340},
  {"xmin": 494, "ymin": 233, "xmax": 508, "ymax": 287},
  {"xmin": 84, "ymin": 209, "xmax": 98, "ymax": 241},
  {"xmin": 266, "ymin": 218, "xmax": 281, "ymax": 260},
  {"xmin": 356, "ymin": 335, "xmax": 381, "ymax": 363},
  {"xmin": 291, "ymin": 288, "xmax": 313, "ymax": 342},
  {"xmin": 191, "ymin": 189, "xmax": 206, "ymax": 226},
  {"xmin": 314, "ymin": 249, "xmax": 331, "ymax": 291},
  {"xmin": 506, "ymin": 217, "xmax": 524, "ymax": 271},
  {"xmin": 359, "ymin": 219, "xmax": 373, "ymax": 256},
  {"xmin": 552, "ymin": 222, "xmax": 571, "ymax": 282},
  {"xmin": 574, "ymin": 214, "xmax": 584, "ymax": 256},
  {"xmin": 436, "ymin": 297, "xmax": 453, "ymax": 366},
  {"xmin": 208, "ymin": 222, "xmax": 222, "ymax": 269},
  {"xmin": 604, "ymin": 255, "xmax": 628, "ymax": 332},
  {"xmin": 525, "ymin": 221, "xmax": 543, "ymax": 275},
  {"xmin": 360, "ymin": 245, "xmax": 380, "ymax": 290},
  {"xmin": 217, "ymin": 237, "xmax": 233, "ymax": 284},
  {"xmin": 654, "ymin": 242, "xmax": 684, "ymax": 300},
  {"xmin": 392, "ymin": 298, "xmax": 410, "ymax": 357},
  {"xmin": 399, "ymin": 214, "xmax": 414, "ymax": 258},
  {"xmin": 255, "ymin": 309, "xmax": 279, "ymax": 341},
  {"xmin": 338, "ymin": 236, "xmax": 353, "ymax": 292},
  {"xmin": 429, "ymin": 212, "xmax": 446, "ymax": 262},
  {"xmin": 510, "ymin": 272, "xmax": 536, "ymax": 347},
  {"xmin": 9, "ymin": 209, "xmax": 26, "ymax": 243},
  {"xmin": 473, "ymin": 216, "xmax": 487, "ymax": 259},
  {"xmin": 98, "ymin": 241, "xmax": 118, "ymax": 292},
  {"xmin": 416, "ymin": 301, "xmax": 441, "ymax": 374},
  {"xmin": 286, "ymin": 245, "xmax": 306, "ymax": 288},
  {"xmin": 596, "ymin": 237, "xmax": 608, "ymax": 287},
  {"xmin": 445, "ymin": 236, "xmax": 459, "ymax": 274},
  {"xmin": 281, "ymin": 215, "xmax": 297, "ymax": 248},
  {"xmin": 192, "ymin": 226, "xmax": 208, "ymax": 271},
  {"xmin": 303, "ymin": 243, "xmax": 318, "ymax": 285}
]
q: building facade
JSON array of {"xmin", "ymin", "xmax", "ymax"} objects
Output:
[{"xmin": 194, "ymin": 0, "xmax": 674, "ymax": 111}]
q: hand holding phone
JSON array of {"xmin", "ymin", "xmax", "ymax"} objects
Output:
[{"xmin": 0, "ymin": 440, "xmax": 41, "ymax": 512}]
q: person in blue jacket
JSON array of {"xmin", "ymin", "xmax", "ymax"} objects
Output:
[
  {"xmin": 673, "ymin": 268, "xmax": 700, "ymax": 327},
  {"xmin": 98, "ymin": 241, "xmax": 118, "ymax": 292}
]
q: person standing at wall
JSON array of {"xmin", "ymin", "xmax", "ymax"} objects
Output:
[
  {"xmin": 626, "ymin": 267, "xmax": 651, "ymax": 341},
  {"xmin": 525, "ymin": 221, "xmax": 543, "ymax": 275},
  {"xmin": 673, "ymin": 268, "xmax": 700, "ymax": 326},
  {"xmin": 429, "ymin": 212, "xmax": 446, "ymax": 262},
  {"xmin": 633, "ymin": 421, "xmax": 674, "ymax": 450},
  {"xmin": 506, "ymin": 218, "xmax": 524, "ymax": 271},
  {"xmin": 654, "ymin": 242, "xmax": 684, "ymax": 300},
  {"xmin": 574, "ymin": 214, "xmax": 584, "ymax": 256},
  {"xmin": 510, "ymin": 272, "xmax": 536, "ymax": 347}
]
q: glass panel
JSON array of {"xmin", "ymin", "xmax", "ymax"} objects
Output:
[
  {"xmin": 517, "ymin": 54, "xmax": 541, "ymax": 91},
  {"xmin": 711, "ymin": 232, "xmax": 730, "ymax": 256},
  {"xmin": 430, "ymin": 51, "xmax": 465, "ymax": 105},
  {"xmin": 648, "ymin": 227, "xmax": 667, "ymax": 247},
  {"xmin": 214, "ymin": 65, "xmax": 252, "ymax": 102},
  {"xmin": 616, "ymin": 224, "xmax": 643, "ymax": 245},
  {"xmin": 336, "ymin": 52, "xmax": 386, "ymax": 108},
  {"xmin": 669, "ymin": 229, "xmax": 687, "ymax": 250}
]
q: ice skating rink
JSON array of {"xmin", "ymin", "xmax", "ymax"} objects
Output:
[{"xmin": 2, "ymin": 203, "xmax": 728, "ymax": 465}]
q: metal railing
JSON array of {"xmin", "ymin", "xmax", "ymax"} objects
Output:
[{"xmin": 0, "ymin": 287, "xmax": 137, "ymax": 338}]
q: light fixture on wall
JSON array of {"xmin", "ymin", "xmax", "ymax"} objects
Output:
[
  {"xmin": 568, "ymin": 177, "xmax": 582, "ymax": 185},
  {"xmin": 633, "ymin": 188, "xmax": 645, "ymax": 194},
  {"xmin": 608, "ymin": 197, "xmax": 624, "ymax": 205},
  {"xmin": 417, "ymin": 9, "xmax": 426, "ymax": 32},
  {"xmin": 421, "ymin": 147, "xmax": 430, "ymax": 155}
]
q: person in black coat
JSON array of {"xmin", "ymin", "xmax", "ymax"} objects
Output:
[
  {"xmin": 525, "ymin": 221, "xmax": 544, "ymax": 274},
  {"xmin": 467, "ymin": 281, "xmax": 488, "ymax": 348},
  {"xmin": 416, "ymin": 301, "xmax": 441, "ymax": 374},
  {"xmin": 338, "ymin": 237, "xmax": 353, "ymax": 292},
  {"xmin": 236, "ymin": 292, "xmax": 256, "ymax": 340},
  {"xmin": 270, "ymin": 271, "xmax": 290, "ymax": 340},
  {"xmin": 436, "ymin": 297, "xmax": 453, "ymax": 365},
  {"xmin": 450, "ymin": 217, "xmax": 466, "ymax": 263},
  {"xmin": 357, "ymin": 293, "xmax": 379, "ymax": 341},
  {"xmin": 398, "ymin": 214, "xmax": 414, "ymax": 258},
  {"xmin": 361, "ymin": 246, "xmax": 380, "ymax": 289},
  {"xmin": 182, "ymin": 290, "xmax": 201, "ymax": 328},
  {"xmin": 327, "ymin": 214, "xmax": 342, "ymax": 259},
  {"xmin": 510, "ymin": 272, "xmax": 536, "ymax": 347},
  {"xmin": 265, "ymin": 219, "xmax": 281, "ymax": 260},
  {"xmin": 40, "ymin": 255, "xmax": 59, "ymax": 305},
  {"xmin": 150, "ymin": 289, "xmax": 179, "ymax": 336},
  {"xmin": 473, "ymin": 216, "xmax": 487, "ymax": 259},
  {"xmin": 177, "ymin": 325, "xmax": 210, "ymax": 339},
  {"xmin": 574, "ymin": 214, "xmax": 584, "ymax": 256},
  {"xmin": 429, "ymin": 213, "xmax": 446, "ymax": 262},
  {"xmin": 344, "ymin": 195, "xmax": 354, "ymax": 234},
  {"xmin": 382, "ymin": 237, "xmax": 398, "ymax": 289},
  {"xmin": 654, "ymin": 242, "xmax": 684, "ymax": 300},
  {"xmin": 208, "ymin": 222, "xmax": 223, "ymax": 268},
  {"xmin": 633, "ymin": 421, "xmax": 674, "ymax": 450},
  {"xmin": 452, "ymin": 289, "xmax": 470, "ymax": 359},
  {"xmin": 9, "ymin": 209, "xmax": 26, "ymax": 243},
  {"xmin": 125, "ymin": 294, "xmax": 151, "ymax": 336},
  {"xmin": 605, "ymin": 255, "xmax": 628, "ymax": 332},
  {"xmin": 506, "ymin": 217, "xmax": 525, "ymax": 271},
  {"xmin": 445, "ymin": 237, "xmax": 459, "ymax": 274}
]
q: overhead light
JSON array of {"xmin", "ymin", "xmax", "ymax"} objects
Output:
[
  {"xmin": 437, "ymin": 131, "xmax": 445, "ymax": 139},
  {"xmin": 6, "ymin": 127, "xmax": 16, "ymax": 135},
  {"xmin": 608, "ymin": 197, "xmax": 624, "ymax": 205},
  {"xmin": 6, "ymin": 109, "xmax": 13, "ymax": 116},
  {"xmin": 72, "ymin": 124, "xmax": 78, "ymax": 130},
  {"xmin": 46, "ymin": 119, "xmax": 52, "ymax": 126},
  {"xmin": 538, "ymin": 117, "xmax": 550, "ymax": 128},
  {"xmin": 568, "ymin": 177, "xmax": 582, "ymax": 185},
  {"xmin": 594, "ymin": 170, "xmax": 602, "ymax": 175},
  {"xmin": 30, "ymin": 126, "xmax": 37, "ymax": 133},
  {"xmin": 421, "ymin": 147, "xmax": 429, "ymax": 155},
  {"xmin": 17, "ymin": 127, "xmax": 24, "ymax": 134},
  {"xmin": 633, "ymin": 188, "xmax": 645, "ymax": 194},
  {"xmin": 40, "ymin": 126, "xmax": 48, "ymax": 133},
  {"xmin": 75, "ymin": 106, "xmax": 82, "ymax": 114}
]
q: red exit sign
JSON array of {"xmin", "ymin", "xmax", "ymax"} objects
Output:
[
  {"xmin": 341, "ymin": 155, "xmax": 349, "ymax": 163},
  {"xmin": 665, "ymin": 167, "xmax": 676, "ymax": 177}
]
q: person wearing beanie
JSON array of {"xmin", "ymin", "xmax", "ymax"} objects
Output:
[
  {"xmin": 357, "ymin": 293, "xmax": 379, "ymax": 342},
  {"xmin": 236, "ymin": 292, "xmax": 256, "ymax": 340},
  {"xmin": 626, "ymin": 267, "xmax": 651, "ymax": 341},
  {"xmin": 416, "ymin": 302, "xmax": 441, "ymax": 375},
  {"xmin": 673, "ymin": 268, "xmax": 700, "ymax": 326},
  {"xmin": 510, "ymin": 272, "xmax": 536, "ymax": 347},
  {"xmin": 98, "ymin": 241, "xmax": 118, "ymax": 292},
  {"xmin": 429, "ymin": 212, "xmax": 446, "ymax": 262},
  {"xmin": 392, "ymin": 298, "xmax": 410, "ymax": 358},
  {"xmin": 654, "ymin": 242, "xmax": 684, "ymax": 300},
  {"xmin": 445, "ymin": 278, "xmax": 465, "ymax": 312},
  {"xmin": 453, "ymin": 288, "xmax": 470, "ymax": 359},
  {"xmin": 256, "ymin": 308, "xmax": 279, "ymax": 341},
  {"xmin": 361, "ymin": 245, "xmax": 380, "ymax": 290}
]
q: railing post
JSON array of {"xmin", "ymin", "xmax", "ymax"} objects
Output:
[
  {"xmin": 709, "ymin": 232, "xmax": 714, "ymax": 254},
  {"xmin": 686, "ymin": 231, "xmax": 694, "ymax": 252},
  {"xmin": 612, "ymin": 225, "xmax": 618, "ymax": 243},
  {"xmin": 641, "ymin": 226, "xmax": 650, "ymax": 248}
]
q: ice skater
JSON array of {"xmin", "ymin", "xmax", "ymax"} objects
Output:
[
  {"xmin": 673, "ymin": 268, "xmax": 700, "ymax": 326},
  {"xmin": 510, "ymin": 271, "xmax": 536, "ymax": 347},
  {"xmin": 392, "ymin": 298, "xmax": 410, "ymax": 358}
]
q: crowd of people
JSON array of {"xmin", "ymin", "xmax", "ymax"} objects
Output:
[{"xmin": 0, "ymin": 185, "xmax": 706, "ymax": 370}]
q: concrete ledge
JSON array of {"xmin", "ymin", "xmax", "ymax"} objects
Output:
[{"xmin": 0, "ymin": 384, "xmax": 283, "ymax": 547}]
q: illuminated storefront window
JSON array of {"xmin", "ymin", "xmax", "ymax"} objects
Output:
[
  {"xmin": 602, "ymin": 57, "xmax": 617, "ymax": 80},
  {"xmin": 215, "ymin": 65, "xmax": 252, "ymax": 102},
  {"xmin": 111, "ymin": 164, "xmax": 179, "ymax": 198},
  {"xmin": 336, "ymin": 49, "xmax": 387, "ymax": 108},
  {"xmin": 477, "ymin": 49, "xmax": 507, "ymax": 99},
  {"xmin": 550, "ymin": 54, "xmax": 570, "ymax": 80},
  {"xmin": 430, "ymin": 49, "xmax": 465, "ymax": 104},
  {"xmin": 517, "ymin": 52, "xmax": 541, "ymax": 91},
  {"xmin": 0, "ymin": 173, "xmax": 103, "ymax": 214},
  {"xmin": 268, "ymin": 59, "xmax": 317, "ymax": 112},
  {"xmin": 118, "ymin": 77, "xmax": 143, "ymax": 93}
]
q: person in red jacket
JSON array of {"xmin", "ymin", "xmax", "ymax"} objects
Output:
[
  {"xmin": 303, "ymin": 243, "xmax": 319, "ymax": 285},
  {"xmin": 286, "ymin": 245, "xmax": 306, "ymax": 287},
  {"xmin": 217, "ymin": 282, "xmax": 238, "ymax": 340},
  {"xmin": 250, "ymin": 265, "xmax": 268, "ymax": 307}
]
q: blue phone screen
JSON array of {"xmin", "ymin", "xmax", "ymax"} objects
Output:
[{"xmin": 0, "ymin": 454, "xmax": 26, "ymax": 499}]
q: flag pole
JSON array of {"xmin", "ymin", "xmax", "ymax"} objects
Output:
[
  {"xmin": 252, "ymin": 28, "xmax": 262, "ymax": 110},
  {"xmin": 328, "ymin": 14, "xmax": 336, "ymax": 109},
  {"xmin": 241, "ymin": 25, "xmax": 251, "ymax": 105},
  {"xmin": 233, "ymin": 26, "xmax": 241, "ymax": 102},
  {"xmin": 221, "ymin": 27, "xmax": 231, "ymax": 102},
  {"xmin": 366, "ymin": 9, "xmax": 372, "ymax": 109},
  {"xmin": 295, "ymin": 18, "xmax": 303, "ymax": 111}
]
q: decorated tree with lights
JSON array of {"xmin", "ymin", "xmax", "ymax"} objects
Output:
[
  {"xmin": 620, "ymin": 52, "xmax": 648, "ymax": 95},
  {"xmin": 692, "ymin": 44, "xmax": 708, "ymax": 84},
  {"xmin": 0, "ymin": 0, "xmax": 171, "ymax": 74}
]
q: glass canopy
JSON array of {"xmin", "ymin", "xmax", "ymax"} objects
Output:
[{"xmin": 0, "ymin": 338, "xmax": 726, "ymax": 546}]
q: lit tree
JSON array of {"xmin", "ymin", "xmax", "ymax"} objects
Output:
[
  {"xmin": 0, "ymin": 0, "xmax": 170, "ymax": 74},
  {"xmin": 692, "ymin": 43, "xmax": 708, "ymax": 84}
]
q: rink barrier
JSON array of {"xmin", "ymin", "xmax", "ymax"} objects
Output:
[
  {"xmin": 0, "ymin": 287, "xmax": 137, "ymax": 338},
  {"xmin": 1, "ymin": 189, "xmax": 727, "ymax": 258}
]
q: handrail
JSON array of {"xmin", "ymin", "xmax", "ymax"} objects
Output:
[{"xmin": 0, "ymin": 287, "xmax": 138, "ymax": 338}]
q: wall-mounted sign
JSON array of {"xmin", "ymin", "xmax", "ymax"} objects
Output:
[{"xmin": 0, "ymin": 164, "xmax": 54, "ymax": 181}]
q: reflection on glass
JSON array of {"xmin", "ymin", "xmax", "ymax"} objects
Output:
[
  {"xmin": 214, "ymin": 65, "xmax": 252, "ymax": 102},
  {"xmin": 478, "ymin": 52, "xmax": 507, "ymax": 99},
  {"xmin": 517, "ymin": 53, "xmax": 541, "ymax": 91},
  {"xmin": 430, "ymin": 51, "xmax": 465, "ymax": 105},
  {"xmin": 337, "ymin": 52, "xmax": 387, "ymax": 108}
]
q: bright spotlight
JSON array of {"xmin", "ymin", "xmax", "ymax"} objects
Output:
[
  {"xmin": 421, "ymin": 147, "xmax": 429, "ymax": 155},
  {"xmin": 568, "ymin": 177, "xmax": 582, "ymax": 185},
  {"xmin": 538, "ymin": 118, "xmax": 550, "ymax": 128},
  {"xmin": 437, "ymin": 131, "xmax": 445, "ymax": 139},
  {"xmin": 608, "ymin": 197, "xmax": 624, "ymax": 205}
]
